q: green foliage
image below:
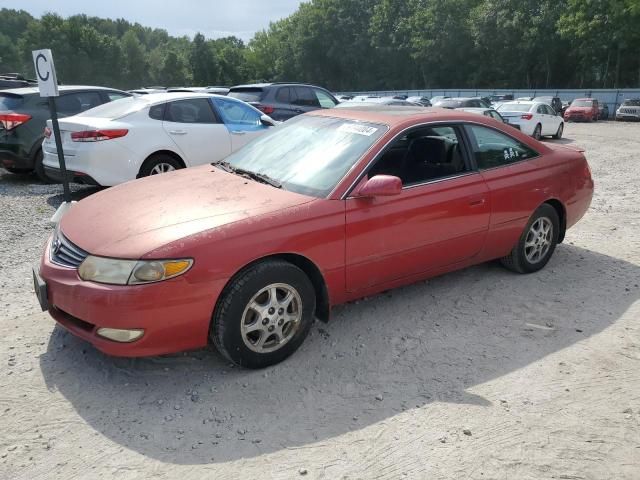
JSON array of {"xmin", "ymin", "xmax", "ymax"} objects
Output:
[{"xmin": 1, "ymin": 2, "xmax": 639, "ymax": 90}]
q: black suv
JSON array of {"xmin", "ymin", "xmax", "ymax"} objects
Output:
[
  {"xmin": 227, "ymin": 82, "xmax": 339, "ymax": 121},
  {"xmin": 0, "ymin": 86, "xmax": 131, "ymax": 180}
]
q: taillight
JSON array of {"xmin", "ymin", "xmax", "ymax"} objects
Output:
[
  {"xmin": 521, "ymin": 113, "xmax": 533, "ymax": 120},
  {"xmin": 71, "ymin": 129, "xmax": 128, "ymax": 142},
  {"xmin": 44, "ymin": 126, "xmax": 52, "ymax": 139},
  {"xmin": 256, "ymin": 105, "xmax": 275, "ymax": 115},
  {"xmin": 0, "ymin": 113, "xmax": 31, "ymax": 130}
]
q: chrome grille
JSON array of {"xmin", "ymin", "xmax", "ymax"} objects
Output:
[
  {"xmin": 50, "ymin": 231, "xmax": 89, "ymax": 268},
  {"xmin": 620, "ymin": 108, "xmax": 639, "ymax": 115}
]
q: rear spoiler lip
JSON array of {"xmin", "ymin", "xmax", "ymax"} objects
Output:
[{"xmin": 547, "ymin": 142, "xmax": 586, "ymax": 153}]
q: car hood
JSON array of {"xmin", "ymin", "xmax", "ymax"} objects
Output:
[
  {"xmin": 566, "ymin": 106, "xmax": 592, "ymax": 113},
  {"xmin": 59, "ymin": 165, "xmax": 315, "ymax": 258}
]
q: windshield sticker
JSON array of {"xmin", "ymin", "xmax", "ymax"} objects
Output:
[{"xmin": 338, "ymin": 123, "xmax": 378, "ymax": 136}]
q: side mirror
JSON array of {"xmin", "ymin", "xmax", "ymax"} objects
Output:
[
  {"xmin": 260, "ymin": 115, "xmax": 276, "ymax": 127},
  {"xmin": 353, "ymin": 175, "xmax": 402, "ymax": 198}
]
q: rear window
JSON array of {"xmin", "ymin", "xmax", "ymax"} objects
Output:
[
  {"xmin": 497, "ymin": 103, "xmax": 532, "ymax": 112},
  {"xmin": 75, "ymin": 96, "xmax": 149, "ymax": 119},
  {"xmin": 228, "ymin": 88, "xmax": 265, "ymax": 102},
  {"xmin": 0, "ymin": 94, "xmax": 24, "ymax": 111},
  {"xmin": 571, "ymin": 100, "xmax": 593, "ymax": 107}
]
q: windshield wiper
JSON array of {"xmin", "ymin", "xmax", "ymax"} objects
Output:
[{"xmin": 211, "ymin": 161, "xmax": 282, "ymax": 189}]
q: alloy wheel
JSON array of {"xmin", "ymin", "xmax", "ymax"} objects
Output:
[
  {"xmin": 149, "ymin": 163, "xmax": 176, "ymax": 175},
  {"xmin": 240, "ymin": 283, "xmax": 303, "ymax": 353},
  {"xmin": 524, "ymin": 217, "xmax": 553, "ymax": 264}
]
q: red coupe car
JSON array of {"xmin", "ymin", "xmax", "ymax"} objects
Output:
[{"xmin": 34, "ymin": 107, "xmax": 594, "ymax": 368}]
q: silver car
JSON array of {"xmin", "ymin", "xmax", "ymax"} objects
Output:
[{"xmin": 616, "ymin": 99, "xmax": 640, "ymax": 121}]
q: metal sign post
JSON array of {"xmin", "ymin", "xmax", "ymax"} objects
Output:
[{"xmin": 32, "ymin": 49, "xmax": 74, "ymax": 221}]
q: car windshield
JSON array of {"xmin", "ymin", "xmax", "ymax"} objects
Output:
[
  {"xmin": 497, "ymin": 103, "xmax": 532, "ymax": 112},
  {"xmin": 534, "ymin": 97, "xmax": 552, "ymax": 102},
  {"xmin": 75, "ymin": 96, "xmax": 148, "ymax": 118},
  {"xmin": 223, "ymin": 115, "xmax": 387, "ymax": 198},
  {"xmin": 622, "ymin": 99, "xmax": 640, "ymax": 106},
  {"xmin": 571, "ymin": 100, "xmax": 593, "ymax": 107}
]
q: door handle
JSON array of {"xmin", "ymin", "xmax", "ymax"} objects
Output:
[
  {"xmin": 293, "ymin": 108, "xmax": 304, "ymax": 113},
  {"xmin": 468, "ymin": 195, "xmax": 486, "ymax": 207},
  {"xmin": 231, "ymin": 131, "xmax": 246, "ymax": 135},
  {"xmin": 169, "ymin": 130, "xmax": 187, "ymax": 135}
]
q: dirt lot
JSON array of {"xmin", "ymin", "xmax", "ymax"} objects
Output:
[{"xmin": 1, "ymin": 122, "xmax": 639, "ymax": 480}]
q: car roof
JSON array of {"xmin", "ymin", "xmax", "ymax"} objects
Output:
[
  {"xmin": 0, "ymin": 85, "xmax": 125, "ymax": 95},
  {"xmin": 309, "ymin": 105, "xmax": 503, "ymax": 127},
  {"xmin": 128, "ymin": 92, "xmax": 229, "ymax": 105},
  {"xmin": 229, "ymin": 82, "xmax": 323, "ymax": 89},
  {"xmin": 573, "ymin": 98, "xmax": 594, "ymax": 101}
]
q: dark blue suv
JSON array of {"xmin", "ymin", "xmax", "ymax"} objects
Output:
[{"xmin": 227, "ymin": 82, "xmax": 339, "ymax": 121}]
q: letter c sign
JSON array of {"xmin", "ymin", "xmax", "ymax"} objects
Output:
[{"xmin": 32, "ymin": 49, "xmax": 59, "ymax": 97}]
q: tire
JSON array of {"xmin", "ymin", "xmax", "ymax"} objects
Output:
[
  {"xmin": 138, "ymin": 153, "xmax": 183, "ymax": 178},
  {"xmin": 210, "ymin": 259, "xmax": 316, "ymax": 368},
  {"xmin": 533, "ymin": 124, "xmax": 542, "ymax": 140},
  {"xmin": 500, "ymin": 204, "xmax": 560, "ymax": 274},
  {"xmin": 553, "ymin": 123, "xmax": 564, "ymax": 139},
  {"xmin": 33, "ymin": 149, "xmax": 51, "ymax": 183}
]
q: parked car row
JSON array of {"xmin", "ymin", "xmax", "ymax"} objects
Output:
[{"xmin": 1, "ymin": 86, "xmax": 132, "ymax": 180}]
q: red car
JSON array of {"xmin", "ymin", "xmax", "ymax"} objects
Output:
[
  {"xmin": 564, "ymin": 98, "xmax": 600, "ymax": 122},
  {"xmin": 34, "ymin": 107, "xmax": 594, "ymax": 368}
]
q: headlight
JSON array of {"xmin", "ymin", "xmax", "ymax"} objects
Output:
[{"xmin": 78, "ymin": 256, "xmax": 193, "ymax": 285}]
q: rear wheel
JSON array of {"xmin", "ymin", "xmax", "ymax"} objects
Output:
[
  {"xmin": 500, "ymin": 204, "xmax": 559, "ymax": 274},
  {"xmin": 210, "ymin": 260, "xmax": 316, "ymax": 368},
  {"xmin": 553, "ymin": 123, "xmax": 564, "ymax": 139},
  {"xmin": 33, "ymin": 149, "xmax": 51, "ymax": 183},
  {"xmin": 533, "ymin": 124, "xmax": 542, "ymax": 140},
  {"xmin": 138, "ymin": 153, "xmax": 183, "ymax": 178}
]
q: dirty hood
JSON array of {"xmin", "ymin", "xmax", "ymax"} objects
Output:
[{"xmin": 59, "ymin": 165, "xmax": 314, "ymax": 258}]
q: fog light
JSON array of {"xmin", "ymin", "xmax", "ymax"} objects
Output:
[{"xmin": 96, "ymin": 327, "xmax": 144, "ymax": 343}]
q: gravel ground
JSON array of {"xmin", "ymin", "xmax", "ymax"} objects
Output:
[{"xmin": 1, "ymin": 122, "xmax": 639, "ymax": 479}]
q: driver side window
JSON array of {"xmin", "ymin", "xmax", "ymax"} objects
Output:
[{"xmin": 368, "ymin": 125, "xmax": 470, "ymax": 187}]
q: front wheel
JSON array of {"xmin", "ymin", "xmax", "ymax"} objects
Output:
[
  {"xmin": 532, "ymin": 124, "xmax": 542, "ymax": 140},
  {"xmin": 500, "ymin": 204, "xmax": 559, "ymax": 274},
  {"xmin": 553, "ymin": 123, "xmax": 564, "ymax": 139},
  {"xmin": 210, "ymin": 260, "xmax": 316, "ymax": 368}
]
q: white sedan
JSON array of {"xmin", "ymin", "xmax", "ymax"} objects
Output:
[
  {"xmin": 42, "ymin": 93, "xmax": 275, "ymax": 186},
  {"xmin": 496, "ymin": 101, "xmax": 564, "ymax": 140}
]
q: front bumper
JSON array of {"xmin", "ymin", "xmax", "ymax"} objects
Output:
[
  {"xmin": 38, "ymin": 239, "xmax": 227, "ymax": 357},
  {"xmin": 615, "ymin": 113, "xmax": 640, "ymax": 121}
]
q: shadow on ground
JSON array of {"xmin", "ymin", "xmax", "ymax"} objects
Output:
[{"xmin": 39, "ymin": 245, "xmax": 639, "ymax": 464}]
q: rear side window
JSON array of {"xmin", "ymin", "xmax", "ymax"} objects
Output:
[
  {"xmin": 165, "ymin": 98, "xmax": 217, "ymax": 123},
  {"xmin": 466, "ymin": 125, "xmax": 538, "ymax": 169},
  {"xmin": 0, "ymin": 94, "xmax": 24, "ymax": 110},
  {"xmin": 293, "ymin": 87, "xmax": 320, "ymax": 107},
  {"xmin": 275, "ymin": 87, "xmax": 291, "ymax": 103},
  {"xmin": 56, "ymin": 92, "xmax": 103, "ymax": 115},
  {"xmin": 149, "ymin": 103, "xmax": 165, "ymax": 120},
  {"xmin": 228, "ymin": 88, "xmax": 265, "ymax": 103}
]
